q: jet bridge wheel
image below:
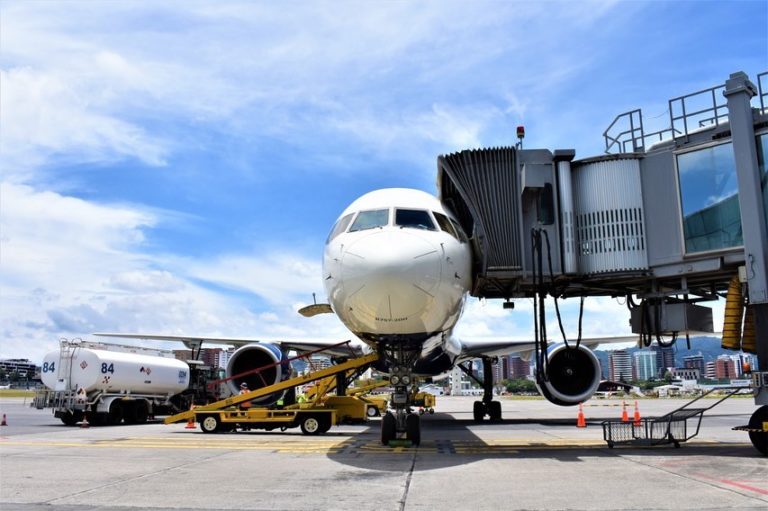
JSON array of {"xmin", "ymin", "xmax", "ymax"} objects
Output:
[{"xmin": 748, "ymin": 405, "xmax": 768, "ymax": 456}]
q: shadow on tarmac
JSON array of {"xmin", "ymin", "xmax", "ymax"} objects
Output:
[{"xmin": 322, "ymin": 411, "xmax": 761, "ymax": 472}]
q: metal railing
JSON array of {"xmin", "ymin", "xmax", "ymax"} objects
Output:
[
  {"xmin": 668, "ymin": 83, "xmax": 728, "ymax": 139},
  {"xmin": 758, "ymin": 71, "xmax": 768, "ymax": 114}
]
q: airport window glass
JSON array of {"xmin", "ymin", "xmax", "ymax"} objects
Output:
[
  {"xmin": 349, "ymin": 209, "xmax": 389, "ymax": 232},
  {"xmin": 395, "ymin": 209, "xmax": 436, "ymax": 230},
  {"xmin": 433, "ymin": 212, "xmax": 459, "ymax": 239},
  {"xmin": 757, "ymin": 133, "xmax": 768, "ymax": 228},
  {"xmin": 326, "ymin": 213, "xmax": 354, "ymax": 242},
  {"xmin": 677, "ymin": 142, "xmax": 742, "ymax": 253}
]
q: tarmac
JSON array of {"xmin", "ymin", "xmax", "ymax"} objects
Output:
[{"xmin": 1, "ymin": 395, "xmax": 766, "ymax": 511}]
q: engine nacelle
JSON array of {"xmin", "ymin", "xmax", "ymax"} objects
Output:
[
  {"xmin": 226, "ymin": 343, "xmax": 290, "ymax": 405},
  {"xmin": 536, "ymin": 344, "xmax": 602, "ymax": 406}
]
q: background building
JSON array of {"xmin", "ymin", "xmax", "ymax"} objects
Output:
[
  {"xmin": 715, "ymin": 355, "xmax": 738, "ymax": 379},
  {"xmin": 633, "ymin": 351, "xmax": 657, "ymax": 380},
  {"xmin": 608, "ymin": 350, "xmax": 632, "ymax": 382},
  {"xmin": 655, "ymin": 345, "xmax": 676, "ymax": 378},
  {"xmin": 508, "ymin": 356, "xmax": 530, "ymax": 379}
]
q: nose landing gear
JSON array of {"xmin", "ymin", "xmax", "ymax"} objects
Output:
[{"xmin": 381, "ymin": 364, "xmax": 421, "ymax": 446}]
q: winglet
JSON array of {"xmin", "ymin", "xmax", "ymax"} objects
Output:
[{"xmin": 298, "ymin": 303, "xmax": 333, "ymax": 317}]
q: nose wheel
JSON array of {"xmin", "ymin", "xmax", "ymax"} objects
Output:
[{"xmin": 381, "ymin": 409, "xmax": 421, "ymax": 446}]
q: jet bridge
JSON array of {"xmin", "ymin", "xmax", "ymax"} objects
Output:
[{"xmin": 437, "ymin": 71, "xmax": 768, "ymax": 429}]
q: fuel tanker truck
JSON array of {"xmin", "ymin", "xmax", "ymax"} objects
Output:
[{"xmin": 33, "ymin": 339, "xmax": 224, "ymax": 426}]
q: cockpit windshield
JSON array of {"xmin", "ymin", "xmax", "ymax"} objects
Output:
[
  {"xmin": 395, "ymin": 209, "xmax": 436, "ymax": 231},
  {"xmin": 327, "ymin": 213, "xmax": 354, "ymax": 243},
  {"xmin": 349, "ymin": 209, "xmax": 389, "ymax": 232}
]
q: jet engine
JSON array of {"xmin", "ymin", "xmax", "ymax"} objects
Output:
[
  {"xmin": 225, "ymin": 343, "xmax": 290, "ymax": 405},
  {"xmin": 536, "ymin": 344, "xmax": 602, "ymax": 406}
]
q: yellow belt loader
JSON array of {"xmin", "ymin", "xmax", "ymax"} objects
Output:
[{"xmin": 165, "ymin": 353, "xmax": 379, "ymax": 434}]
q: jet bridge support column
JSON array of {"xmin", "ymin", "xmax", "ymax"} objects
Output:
[{"xmin": 724, "ymin": 71, "xmax": 768, "ymax": 406}]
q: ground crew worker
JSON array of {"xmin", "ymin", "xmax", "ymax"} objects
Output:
[{"xmin": 239, "ymin": 382, "xmax": 252, "ymax": 410}]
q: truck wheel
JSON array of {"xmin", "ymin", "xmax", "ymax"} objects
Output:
[
  {"xmin": 107, "ymin": 401, "xmax": 123, "ymax": 425},
  {"xmin": 60, "ymin": 412, "xmax": 80, "ymax": 426},
  {"xmin": 300, "ymin": 415, "xmax": 322, "ymax": 435},
  {"xmin": 748, "ymin": 406, "xmax": 768, "ymax": 456},
  {"xmin": 133, "ymin": 401, "xmax": 149, "ymax": 424},
  {"xmin": 200, "ymin": 415, "xmax": 220, "ymax": 434},
  {"xmin": 367, "ymin": 405, "xmax": 380, "ymax": 418},
  {"xmin": 318, "ymin": 415, "xmax": 332, "ymax": 434}
]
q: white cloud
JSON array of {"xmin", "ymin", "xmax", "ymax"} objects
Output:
[{"xmin": 0, "ymin": 68, "xmax": 168, "ymax": 181}]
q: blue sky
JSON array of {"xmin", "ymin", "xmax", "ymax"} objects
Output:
[{"xmin": 1, "ymin": 1, "xmax": 766, "ymax": 360}]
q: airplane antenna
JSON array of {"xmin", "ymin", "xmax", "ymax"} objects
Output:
[{"xmin": 312, "ymin": 292, "xmax": 317, "ymax": 305}]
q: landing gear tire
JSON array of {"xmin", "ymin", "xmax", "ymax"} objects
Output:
[
  {"xmin": 300, "ymin": 415, "xmax": 322, "ymax": 435},
  {"xmin": 200, "ymin": 414, "xmax": 221, "ymax": 434},
  {"xmin": 381, "ymin": 412, "xmax": 396, "ymax": 445},
  {"xmin": 748, "ymin": 405, "xmax": 768, "ymax": 456},
  {"xmin": 473, "ymin": 401, "xmax": 486, "ymax": 422},
  {"xmin": 488, "ymin": 401, "xmax": 502, "ymax": 421},
  {"xmin": 406, "ymin": 413, "xmax": 421, "ymax": 446}
]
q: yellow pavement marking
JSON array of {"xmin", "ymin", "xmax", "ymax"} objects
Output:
[{"xmin": 0, "ymin": 437, "xmax": 752, "ymax": 454}]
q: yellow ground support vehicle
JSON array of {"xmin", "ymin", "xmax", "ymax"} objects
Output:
[
  {"xmin": 412, "ymin": 392, "xmax": 436, "ymax": 415},
  {"xmin": 165, "ymin": 353, "xmax": 380, "ymax": 435}
]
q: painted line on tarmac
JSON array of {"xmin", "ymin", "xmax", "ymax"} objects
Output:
[{"xmin": 1, "ymin": 438, "xmax": 753, "ymax": 455}]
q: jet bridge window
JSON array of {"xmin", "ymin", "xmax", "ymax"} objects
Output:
[
  {"xmin": 395, "ymin": 209, "xmax": 436, "ymax": 231},
  {"xmin": 677, "ymin": 142, "xmax": 742, "ymax": 253},
  {"xmin": 327, "ymin": 213, "xmax": 354, "ymax": 242},
  {"xmin": 349, "ymin": 209, "xmax": 389, "ymax": 232},
  {"xmin": 757, "ymin": 133, "xmax": 768, "ymax": 228}
]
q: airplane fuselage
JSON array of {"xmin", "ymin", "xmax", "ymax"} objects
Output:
[{"xmin": 323, "ymin": 188, "xmax": 472, "ymax": 373}]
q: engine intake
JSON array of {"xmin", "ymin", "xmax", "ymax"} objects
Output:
[
  {"xmin": 226, "ymin": 343, "xmax": 289, "ymax": 405},
  {"xmin": 536, "ymin": 344, "xmax": 601, "ymax": 406}
]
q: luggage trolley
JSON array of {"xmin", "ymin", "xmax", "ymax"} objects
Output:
[{"xmin": 602, "ymin": 387, "xmax": 749, "ymax": 449}]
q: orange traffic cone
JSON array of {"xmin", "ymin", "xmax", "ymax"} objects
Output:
[
  {"xmin": 633, "ymin": 401, "xmax": 641, "ymax": 426},
  {"xmin": 80, "ymin": 415, "xmax": 90, "ymax": 428},
  {"xmin": 185, "ymin": 405, "xmax": 196, "ymax": 429},
  {"xmin": 1, "ymin": 414, "xmax": 7, "ymax": 426},
  {"xmin": 621, "ymin": 401, "xmax": 629, "ymax": 423},
  {"xmin": 577, "ymin": 403, "xmax": 586, "ymax": 428}
]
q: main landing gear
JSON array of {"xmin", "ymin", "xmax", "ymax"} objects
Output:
[{"xmin": 460, "ymin": 357, "xmax": 503, "ymax": 422}]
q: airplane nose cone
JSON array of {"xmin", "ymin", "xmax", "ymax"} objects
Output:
[{"xmin": 341, "ymin": 230, "xmax": 441, "ymax": 320}]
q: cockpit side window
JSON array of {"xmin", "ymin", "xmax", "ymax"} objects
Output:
[
  {"xmin": 327, "ymin": 213, "xmax": 354, "ymax": 243},
  {"xmin": 349, "ymin": 209, "xmax": 389, "ymax": 232},
  {"xmin": 395, "ymin": 209, "xmax": 437, "ymax": 231},
  {"xmin": 433, "ymin": 212, "xmax": 459, "ymax": 239},
  {"xmin": 450, "ymin": 219, "xmax": 469, "ymax": 243}
]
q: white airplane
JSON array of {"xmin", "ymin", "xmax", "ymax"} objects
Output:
[{"xmin": 97, "ymin": 188, "xmax": 632, "ymax": 445}]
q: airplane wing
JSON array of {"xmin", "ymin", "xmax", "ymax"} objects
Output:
[
  {"xmin": 92, "ymin": 332, "xmax": 364, "ymax": 358},
  {"xmin": 457, "ymin": 335, "xmax": 639, "ymax": 360}
]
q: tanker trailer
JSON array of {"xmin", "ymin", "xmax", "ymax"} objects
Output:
[{"xmin": 34, "ymin": 339, "xmax": 193, "ymax": 426}]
